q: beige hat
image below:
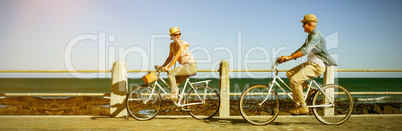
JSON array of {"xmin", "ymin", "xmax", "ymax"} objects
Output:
[
  {"xmin": 301, "ymin": 14, "xmax": 318, "ymax": 23},
  {"xmin": 169, "ymin": 27, "xmax": 181, "ymax": 35}
]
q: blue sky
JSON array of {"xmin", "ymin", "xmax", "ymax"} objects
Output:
[{"xmin": 0, "ymin": 0, "xmax": 401, "ymax": 78}]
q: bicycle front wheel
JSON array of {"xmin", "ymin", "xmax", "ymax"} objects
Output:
[
  {"xmin": 239, "ymin": 84, "xmax": 280, "ymax": 125},
  {"xmin": 186, "ymin": 85, "xmax": 220, "ymax": 120},
  {"xmin": 312, "ymin": 84, "xmax": 353, "ymax": 125},
  {"xmin": 126, "ymin": 85, "xmax": 162, "ymax": 121}
]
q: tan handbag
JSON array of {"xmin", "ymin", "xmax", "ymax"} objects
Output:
[{"xmin": 142, "ymin": 71, "xmax": 157, "ymax": 84}]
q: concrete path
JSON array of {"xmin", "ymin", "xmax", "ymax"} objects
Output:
[{"xmin": 0, "ymin": 115, "xmax": 401, "ymax": 130}]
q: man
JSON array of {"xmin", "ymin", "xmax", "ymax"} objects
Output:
[{"xmin": 278, "ymin": 14, "xmax": 337, "ymax": 115}]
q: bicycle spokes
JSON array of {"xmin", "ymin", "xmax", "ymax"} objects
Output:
[
  {"xmin": 239, "ymin": 85, "xmax": 280, "ymax": 125},
  {"xmin": 126, "ymin": 85, "xmax": 162, "ymax": 121},
  {"xmin": 312, "ymin": 85, "xmax": 353, "ymax": 125},
  {"xmin": 186, "ymin": 85, "xmax": 220, "ymax": 120}
]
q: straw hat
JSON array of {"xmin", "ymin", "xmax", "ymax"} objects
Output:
[
  {"xmin": 301, "ymin": 14, "xmax": 318, "ymax": 23},
  {"xmin": 169, "ymin": 27, "xmax": 181, "ymax": 35}
]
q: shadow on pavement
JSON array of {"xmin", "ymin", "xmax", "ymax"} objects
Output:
[{"xmin": 203, "ymin": 118, "xmax": 319, "ymax": 126}]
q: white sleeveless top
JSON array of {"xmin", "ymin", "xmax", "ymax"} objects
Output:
[{"xmin": 170, "ymin": 40, "xmax": 196, "ymax": 65}]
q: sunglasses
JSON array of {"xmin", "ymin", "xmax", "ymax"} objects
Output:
[
  {"xmin": 303, "ymin": 22, "xmax": 309, "ymax": 26},
  {"xmin": 171, "ymin": 33, "xmax": 181, "ymax": 36}
]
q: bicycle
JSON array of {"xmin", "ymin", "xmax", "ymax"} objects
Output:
[
  {"xmin": 126, "ymin": 65, "xmax": 220, "ymax": 120},
  {"xmin": 239, "ymin": 59, "xmax": 353, "ymax": 125}
]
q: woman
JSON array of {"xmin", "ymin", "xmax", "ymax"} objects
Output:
[{"xmin": 162, "ymin": 27, "xmax": 197, "ymax": 101}]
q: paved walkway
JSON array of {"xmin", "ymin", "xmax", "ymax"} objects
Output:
[{"xmin": 0, "ymin": 115, "xmax": 401, "ymax": 130}]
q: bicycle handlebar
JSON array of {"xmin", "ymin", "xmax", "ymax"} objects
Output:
[
  {"xmin": 154, "ymin": 65, "xmax": 162, "ymax": 71},
  {"xmin": 271, "ymin": 57, "xmax": 286, "ymax": 75},
  {"xmin": 153, "ymin": 65, "xmax": 163, "ymax": 78},
  {"xmin": 272, "ymin": 57, "xmax": 287, "ymax": 68},
  {"xmin": 272, "ymin": 58, "xmax": 281, "ymax": 69}
]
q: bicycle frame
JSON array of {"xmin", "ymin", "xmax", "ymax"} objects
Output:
[
  {"xmin": 260, "ymin": 61, "xmax": 336, "ymax": 108},
  {"xmin": 142, "ymin": 70, "xmax": 212, "ymax": 108}
]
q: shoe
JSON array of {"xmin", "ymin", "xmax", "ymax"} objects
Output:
[
  {"xmin": 305, "ymin": 89, "xmax": 318, "ymax": 102},
  {"xmin": 289, "ymin": 106, "xmax": 309, "ymax": 115},
  {"xmin": 164, "ymin": 93, "xmax": 179, "ymax": 101}
]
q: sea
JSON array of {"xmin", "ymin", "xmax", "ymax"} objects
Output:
[{"xmin": 0, "ymin": 78, "xmax": 401, "ymax": 103}]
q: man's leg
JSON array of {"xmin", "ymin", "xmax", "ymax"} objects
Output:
[
  {"xmin": 286, "ymin": 63, "xmax": 303, "ymax": 79},
  {"xmin": 288, "ymin": 63, "xmax": 325, "ymax": 114},
  {"xmin": 287, "ymin": 64, "xmax": 310, "ymax": 90}
]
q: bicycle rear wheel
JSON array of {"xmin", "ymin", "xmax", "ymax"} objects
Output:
[
  {"xmin": 239, "ymin": 84, "xmax": 280, "ymax": 125},
  {"xmin": 312, "ymin": 84, "xmax": 353, "ymax": 125},
  {"xmin": 186, "ymin": 85, "xmax": 220, "ymax": 120},
  {"xmin": 126, "ymin": 85, "xmax": 162, "ymax": 120}
]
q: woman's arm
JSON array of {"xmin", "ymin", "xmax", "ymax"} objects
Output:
[
  {"xmin": 162, "ymin": 51, "xmax": 173, "ymax": 67},
  {"xmin": 166, "ymin": 45, "xmax": 182, "ymax": 69}
]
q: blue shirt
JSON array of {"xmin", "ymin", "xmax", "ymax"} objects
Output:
[{"xmin": 293, "ymin": 28, "xmax": 337, "ymax": 66}]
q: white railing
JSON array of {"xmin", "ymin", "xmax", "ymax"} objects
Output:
[{"xmin": 1, "ymin": 61, "xmax": 401, "ymax": 118}]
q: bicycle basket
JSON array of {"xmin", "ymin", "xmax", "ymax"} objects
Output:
[{"xmin": 142, "ymin": 71, "xmax": 157, "ymax": 84}]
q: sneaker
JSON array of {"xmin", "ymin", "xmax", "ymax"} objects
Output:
[
  {"xmin": 164, "ymin": 93, "xmax": 179, "ymax": 101},
  {"xmin": 305, "ymin": 89, "xmax": 318, "ymax": 102},
  {"xmin": 289, "ymin": 106, "xmax": 309, "ymax": 115}
]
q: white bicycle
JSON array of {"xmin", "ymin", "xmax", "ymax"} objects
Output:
[
  {"xmin": 239, "ymin": 59, "xmax": 353, "ymax": 125},
  {"xmin": 126, "ymin": 65, "xmax": 220, "ymax": 120}
]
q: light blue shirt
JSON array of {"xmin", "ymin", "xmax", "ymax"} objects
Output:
[{"xmin": 293, "ymin": 28, "xmax": 337, "ymax": 66}]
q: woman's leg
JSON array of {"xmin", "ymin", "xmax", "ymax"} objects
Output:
[
  {"xmin": 167, "ymin": 63, "xmax": 197, "ymax": 94},
  {"xmin": 167, "ymin": 72, "xmax": 179, "ymax": 93}
]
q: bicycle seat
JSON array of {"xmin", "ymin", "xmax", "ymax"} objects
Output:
[
  {"xmin": 189, "ymin": 73, "xmax": 197, "ymax": 77},
  {"xmin": 310, "ymin": 76, "xmax": 321, "ymax": 80}
]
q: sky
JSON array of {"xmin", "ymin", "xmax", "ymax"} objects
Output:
[{"xmin": 0, "ymin": 0, "xmax": 401, "ymax": 78}]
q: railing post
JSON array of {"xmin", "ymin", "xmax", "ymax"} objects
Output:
[
  {"xmin": 323, "ymin": 66, "xmax": 334, "ymax": 116},
  {"xmin": 110, "ymin": 61, "xmax": 128, "ymax": 117},
  {"xmin": 219, "ymin": 60, "xmax": 230, "ymax": 118}
]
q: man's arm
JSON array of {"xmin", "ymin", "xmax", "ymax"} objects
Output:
[
  {"xmin": 278, "ymin": 32, "xmax": 321, "ymax": 64},
  {"xmin": 278, "ymin": 50, "xmax": 303, "ymax": 64},
  {"xmin": 299, "ymin": 32, "xmax": 320, "ymax": 55}
]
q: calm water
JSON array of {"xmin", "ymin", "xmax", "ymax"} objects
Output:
[
  {"xmin": 0, "ymin": 78, "xmax": 401, "ymax": 102},
  {"xmin": 0, "ymin": 78, "xmax": 401, "ymax": 93}
]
